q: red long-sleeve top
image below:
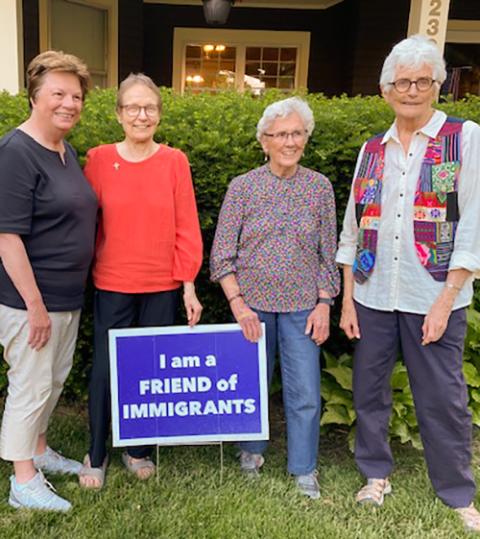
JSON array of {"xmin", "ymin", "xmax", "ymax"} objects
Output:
[{"xmin": 84, "ymin": 144, "xmax": 203, "ymax": 293}]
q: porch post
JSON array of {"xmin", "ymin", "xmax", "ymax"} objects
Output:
[
  {"xmin": 0, "ymin": 0, "xmax": 23, "ymax": 94},
  {"xmin": 407, "ymin": 0, "xmax": 451, "ymax": 53}
]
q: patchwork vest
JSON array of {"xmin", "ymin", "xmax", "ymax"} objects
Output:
[{"xmin": 352, "ymin": 117, "xmax": 463, "ymax": 285}]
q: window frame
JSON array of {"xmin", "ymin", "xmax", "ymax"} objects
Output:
[{"xmin": 172, "ymin": 28, "xmax": 311, "ymax": 94}]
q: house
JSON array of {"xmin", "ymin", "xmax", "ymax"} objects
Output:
[{"xmin": 2, "ymin": 0, "xmax": 479, "ymax": 98}]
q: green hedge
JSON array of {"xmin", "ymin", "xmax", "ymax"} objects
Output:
[{"xmin": 1, "ymin": 89, "xmax": 480, "ymax": 448}]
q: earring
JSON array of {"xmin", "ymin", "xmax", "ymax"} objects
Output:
[{"xmin": 264, "ymin": 153, "xmax": 269, "ymax": 162}]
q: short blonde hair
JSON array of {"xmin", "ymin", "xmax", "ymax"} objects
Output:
[
  {"xmin": 116, "ymin": 73, "xmax": 162, "ymax": 112},
  {"xmin": 27, "ymin": 50, "xmax": 90, "ymax": 103}
]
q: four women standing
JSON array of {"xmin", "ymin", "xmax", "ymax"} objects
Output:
[{"xmin": 1, "ymin": 37, "xmax": 478, "ymax": 524}]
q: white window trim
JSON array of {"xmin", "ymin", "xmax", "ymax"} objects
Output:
[
  {"xmin": 446, "ymin": 20, "xmax": 480, "ymax": 44},
  {"xmin": 173, "ymin": 28, "xmax": 311, "ymax": 94},
  {"xmin": 38, "ymin": 0, "xmax": 118, "ymax": 87}
]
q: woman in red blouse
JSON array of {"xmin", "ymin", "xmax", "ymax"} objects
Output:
[{"xmin": 79, "ymin": 73, "xmax": 203, "ymax": 489}]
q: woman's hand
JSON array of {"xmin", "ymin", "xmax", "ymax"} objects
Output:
[
  {"xmin": 305, "ymin": 303, "xmax": 330, "ymax": 346},
  {"xmin": 27, "ymin": 298, "xmax": 51, "ymax": 350},
  {"xmin": 183, "ymin": 282, "xmax": 203, "ymax": 326},
  {"xmin": 422, "ymin": 292, "xmax": 455, "ymax": 346},
  {"xmin": 230, "ymin": 297, "xmax": 262, "ymax": 343},
  {"xmin": 340, "ymin": 298, "xmax": 360, "ymax": 340}
]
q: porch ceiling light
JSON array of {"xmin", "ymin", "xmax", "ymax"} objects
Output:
[{"xmin": 202, "ymin": 0, "xmax": 235, "ymax": 25}]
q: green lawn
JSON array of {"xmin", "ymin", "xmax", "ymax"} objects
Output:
[{"xmin": 0, "ymin": 401, "xmax": 477, "ymax": 539}]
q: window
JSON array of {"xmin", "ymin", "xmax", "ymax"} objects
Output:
[
  {"xmin": 173, "ymin": 28, "xmax": 310, "ymax": 94},
  {"xmin": 185, "ymin": 44, "xmax": 237, "ymax": 93},
  {"xmin": 39, "ymin": 0, "xmax": 118, "ymax": 88}
]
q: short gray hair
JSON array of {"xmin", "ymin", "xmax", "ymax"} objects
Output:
[
  {"xmin": 117, "ymin": 72, "xmax": 162, "ymax": 111},
  {"xmin": 256, "ymin": 97, "xmax": 314, "ymax": 142},
  {"xmin": 380, "ymin": 34, "xmax": 446, "ymax": 92}
]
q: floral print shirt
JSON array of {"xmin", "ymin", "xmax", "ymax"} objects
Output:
[{"xmin": 210, "ymin": 165, "xmax": 340, "ymax": 312}]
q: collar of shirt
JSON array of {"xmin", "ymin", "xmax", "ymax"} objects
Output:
[{"xmin": 381, "ymin": 109, "xmax": 447, "ymax": 146}]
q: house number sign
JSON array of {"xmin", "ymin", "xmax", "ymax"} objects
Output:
[{"xmin": 425, "ymin": 0, "xmax": 443, "ymax": 43}]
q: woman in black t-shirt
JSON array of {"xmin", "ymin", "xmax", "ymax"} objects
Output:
[{"xmin": 0, "ymin": 51, "xmax": 97, "ymax": 512}]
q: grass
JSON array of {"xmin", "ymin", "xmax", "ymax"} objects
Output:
[{"xmin": 0, "ymin": 398, "xmax": 478, "ymax": 539}]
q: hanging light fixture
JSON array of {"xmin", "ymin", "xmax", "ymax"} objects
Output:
[{"xmin": 202, "ymin": 0, "xmax": 235, "ymax": 25}]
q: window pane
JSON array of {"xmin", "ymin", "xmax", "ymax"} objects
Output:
[
  {"xmin": 185, "ymin": 59, "xmax": 201, "ymax": 75},
  {"xmin": 186, "ymin": 45, "xmax": 201, "ymax": 58},
  {"xmin": 262, "ymin": 62, "xmax": 279, "ymax": 77},
  {"xmin": 278, "ymin": 77, "xmax": 295, "ymax": 90},
  {"xmin": 246, "ymin": 47, "xmax": 261, "ymax": 60},
  {"xmin": 221, "ymin": 46, "xmax": 236, "ymax": 60},
  {"xmin": 262, "ymin": 48, "xmax": 279, "ymax": 61},
  {"xmin": 245, "ymin": 62, "xmax": 261, "ymax": 76},
  {"xmin": 51, "ymin": 0, "xmax": 107, "ymax": 86},
  {"xmin": 263, "ymin": 77, "xmax": 279, "ymax": 88},
  {"xmin": 280, "ymin": 63, "xmax": 296, "ymax": 76},
  {"xmin": 185, "ymin": 43, "xmax": 237, "ymax": 93},
  {"xmin": 280, "ymin": 48, "xmax": 297, "ymax": 61}
]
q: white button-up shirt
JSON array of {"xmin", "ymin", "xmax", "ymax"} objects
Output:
[{"xmin": 336, "ymin": 110, "xmax": 480, "ymax": 314}]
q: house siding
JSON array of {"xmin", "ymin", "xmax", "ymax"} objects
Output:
[
  {"xmin": 119, "ymin": 0, "xmax": 144, "ymax": 81},
  {"xmin": 23, "ymin": 0, "xmax": 40, "ymax": 75}
]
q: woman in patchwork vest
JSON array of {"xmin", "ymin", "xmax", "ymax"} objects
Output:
[{"xmin": 336, "ymin": 35, "xmax": 480, "ymax": 532}]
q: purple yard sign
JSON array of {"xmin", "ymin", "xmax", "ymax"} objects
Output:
[{"xmin": 109, "ymin": 323, "xmax": 269, "ymax": 446}]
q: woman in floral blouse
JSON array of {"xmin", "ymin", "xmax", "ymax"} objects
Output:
[{"xmin": 210, "ymin": 97, "xmax": 339, "ymax": 500}]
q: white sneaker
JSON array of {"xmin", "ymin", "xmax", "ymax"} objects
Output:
[
  {"xmin": 295, "ymin": 470, "xmax": 320, "ymax": 500},
  {"xmin": 33, "ymin": 446, "xmax": 82, "ymax": 475},
  {"xmin": 9, "ymin": 471, "xmax": 72, "ymax": 512}
]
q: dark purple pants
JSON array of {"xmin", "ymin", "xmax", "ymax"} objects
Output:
[{"xmin": 353, "ymin": 301, "xmax": 475, "ymax": 508}]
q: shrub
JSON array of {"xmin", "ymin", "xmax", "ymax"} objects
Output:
[{"xmin": 1, "ymin": 89, "xmax": 480, "ymax": 448}]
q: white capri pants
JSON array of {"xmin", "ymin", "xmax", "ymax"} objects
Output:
[{"xmin": 0, "ymin": 304, "xmax": 80, "ymax": 461}]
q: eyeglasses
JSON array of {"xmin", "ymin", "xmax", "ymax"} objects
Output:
[
  {"xmin": 120, "ymin": 104, "xmax": 160, "ymax": 117},
  {"xmin": 389, "ymin": 77, "xmax": 436, "ymax": 93},
  {"xmin": 263, "ymin": 130, "xmax": 307, "ymax": 143}
]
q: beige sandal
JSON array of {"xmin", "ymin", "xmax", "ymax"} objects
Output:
[
  {"xmin": 79, "ymin": 454, "xmax": 108, "ymax": 489},
  {"xmin": 121, "ymin": 452, "xmax": 155, "ymax": 480},
  {"xmin": 356, "ymin": 478, "xmax": 392, "ymax": 506},
  {"xmin": 455, "ymin": 504, "xmax": 480, "ymax": 532}
]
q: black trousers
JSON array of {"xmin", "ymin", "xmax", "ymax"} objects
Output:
[
  {"xmin": 353, "ymin": 302, "xmax": 475, "ymax": 508},
  {"xmin": 88, "ymin": 288, "xmax": 179, "ymax": 467}
]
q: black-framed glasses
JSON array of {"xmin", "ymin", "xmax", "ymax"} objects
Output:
[
  {"xmin": 263, "ymin": 129, "xmax": 308, "ymax": 142},
  {"xmin": 120, "ymin": 104, "xmax": 160, "ymax": 117},
  {"xmin": 389, "ymin": 77, "xmax": 436, "ymax": 93}
]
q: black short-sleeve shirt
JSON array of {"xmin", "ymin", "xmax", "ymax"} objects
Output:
[{"xmin": 0, "ymin": 129, "xmax": 98, "ymax": 311}]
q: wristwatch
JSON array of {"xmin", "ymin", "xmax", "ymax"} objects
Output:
[{"xmin": 317, "ymin": 297, "xmax": 334, "ymax": 306}]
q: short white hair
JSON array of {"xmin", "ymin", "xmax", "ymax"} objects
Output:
[
  {"xmin": 256, "ymin": 97, "xmax": 315, "ymax": 142},
  {"xmin": 380, "ymin": 34, "xmax": 447, "ymax": 92}
]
